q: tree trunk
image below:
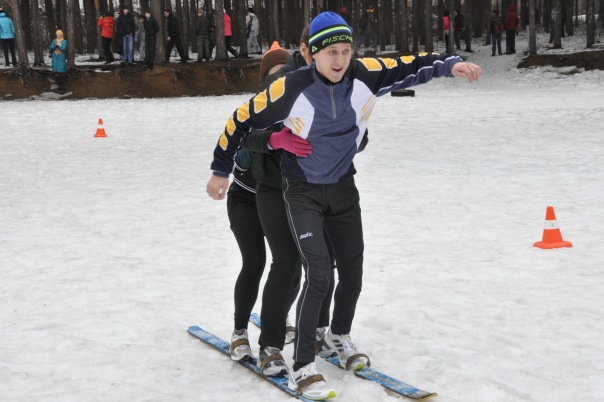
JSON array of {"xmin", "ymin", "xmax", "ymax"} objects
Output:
[
  {"xmin": 214, "ymin": 0, "xmax": 226, "ymax": 60},
  {"xmin": 272, "ymin": 0, "xmax": 280, "ymax": 43},
  {"xmin": 563, "ymin": 0, "xmax": 573, "ymax": 36},
  {"xmin": 551, "ymin": 0, "xmax": 562, "ymax": 48},
  {"xmin": 7, "ymin": 0, "xmax": 30, "ymax": 67},
  {"xmin": 20, "ymin": 0, "xmax": 32, "ymax": 50},
  {"xmin": 189, "ymin": 0, "xmax": 197, "ymax": 56},
  {"xmin": 585, "ymin": 0, "xmax": 595, "ymax": 47},
  {"xmin": 84, "ymin": 0, "xmax": 97, "ymax": 54},
  {"xmin": 530, "ymin": 0, "xmax": 537, "ymax": 53},
  {"xmin": 542, "ymin": 0, "xmax": 550, "ymax": 32},
  {"xmin": 463, "ymin": 0, "xmax": 473, "ymax": 51},
  {"xmin": 483, "ymin": 0, "xmax": 490, "ymax": 45},
  {"xmin": 304, "ymin": 0, "xmax": 310, "ymax": 24},
  {"xmin": 424, "ymin": 0, "xmax": 433, "ymax": 51},
  {"xmin": 395, "ymin": 0, "xmax": 409, "ymax": 52},
  {"xmin": 31, "ymin": 0, "xmax": 45, "ymax": 65},
  {"xmin": 73, "ymin": 0, "xmax": 84, "ymax": 54},
  {"xmin": 56, "ymin": 0, "xmax": 68, "ymax": 32},
  {"xmin": 45, "ymin": 0, "xmax": 57, "ymax": 35},
  {"xmin": 66, "ymin": 0, "xmax": 76, "ymax": 68},
  {"xmin": 412, "ymin": 0, "xmax": 420, "ymax": 51},
  {"xmin": 150, "ymin": 0, "xmax": 164, "ymax": 65},
  {"xmin": 236, "ymin": 0, "xmax": 247, "ymax": 56}
]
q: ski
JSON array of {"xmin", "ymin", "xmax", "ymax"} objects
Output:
[
  {"xmin": 187, "ymin": 325, "xmax": 322, "ymax": 402},
  {"xmin": 249, "ymin": 313, "xmax": 436, "ymax": 400}
]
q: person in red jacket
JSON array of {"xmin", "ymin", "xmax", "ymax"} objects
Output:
[
  {"xmin": 505, "ymin": 4, "xmax": 519, "ymax": 54},
  {"xmin": 97, "ymin": 11, "xmax": 115, "ymax": 63},
  {"xmin": 223, "ymin": 10, "xmax": 238, "ymax": 58}
]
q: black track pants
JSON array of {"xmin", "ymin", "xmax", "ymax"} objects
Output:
[
  {"xmin": 284, "ymin": 176, "xmax": 364, "ymax": 364},
  {"xmin": 256, "ymin": 185, "xmax": 302, "ymax": 350},
  {"xmin": 227, "ymin": 188, "xmax": 266, "ymax": 330}
]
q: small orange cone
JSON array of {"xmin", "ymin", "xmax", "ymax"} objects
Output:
[
  {"xmin": 534, "ymin": 206, "xmax": 572, "ymax": 249},
  {"xmin": 94, "ymin": 118, "xmax": 107, "ymax": 138}
]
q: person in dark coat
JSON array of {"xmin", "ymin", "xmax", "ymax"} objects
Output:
[
  {"xmin": 195, "ymin": 9, "xmax": 211, "ymax": 62},
  {"xmin": 116, "ymin": 6, "xmax": 135, "ymax": 66},
  {"xmin": 454, "ymin": 8, "xmax": 465, "ymax": 51},
  {"xmin": 163, "ymin": 9, "xmax": 188, "ymax": 64},
  {"xmin": 142, "ymin": 10, "xmax": 159, "ymax": 68}
]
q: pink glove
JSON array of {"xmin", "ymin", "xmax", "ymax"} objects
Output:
[{"xmin": 269, "ymin": 127, "xmax": 312, "ymax": 158}]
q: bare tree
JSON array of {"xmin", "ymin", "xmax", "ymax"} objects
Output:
[
  {"xmin": 463, "ymin": 0, "xmax": 473, "ymax": 52},
  {"xmin": 585, "ymin": 0, "xmax": 595, "ymax": 47},
  {"xmin": 31, "ymin": 0, "xmax": 46, "ymax": 65},
  {"xmin": 150, "ymin": 0, "xmax": 164, "ymax": 65},
  {"xmin": 66, "ymin": 0, "xmax": 76, "ymax": 68},
  {"xmin": 83, "ymin": 0, "xmax": 97, "ymax": 54},
  {"xmin": 395, "ymin": 0, "xmax": 409, "ymax": 52},
  {"xmin": 235, "ymin": 0, "xmax": 247, "ymax": 56},
  {"xmin": 424, "ymin": 0, "xmax": 434, "ymax": 51},
  {"xmin": 551, "ymin": 0, "xmax": 562, "ymax": 48},
  {"xmin": 214, "ymin": 0, "xmax": 226, "ymax": 60},
  {"xmin": 529, "ymin": 0, "xmax": 537, "ymax": 53}
]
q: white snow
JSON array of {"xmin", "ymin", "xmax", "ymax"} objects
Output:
[{"xmin": 1, "ymin": 31, "xmax": 604, "ymax": 402}]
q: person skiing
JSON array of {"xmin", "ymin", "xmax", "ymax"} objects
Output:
[{"xmin": 206, "ymin": 11, "xmax": 481, "ymax": 400}]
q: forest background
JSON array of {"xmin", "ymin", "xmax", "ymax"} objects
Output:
[{"xmin": 1, "ymin": 0, "xmax": 603, "ymax": 69}]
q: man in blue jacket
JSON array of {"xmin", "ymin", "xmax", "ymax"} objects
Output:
[
  {"xmin": 0, "ymin": 6, "xmax": 17, "ymax": 67},
  {"xmin": 206, "ymin": 11, "xmax": 481, "ymax": 400}
]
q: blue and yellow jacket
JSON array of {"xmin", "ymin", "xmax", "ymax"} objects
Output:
[{"xmin": 211, "ymin": 53, "xmax": 462, "ymax": 184}]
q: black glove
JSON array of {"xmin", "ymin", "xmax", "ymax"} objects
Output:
[{"xmin": 55, "ymin": 45, "xmax": 59, "ymax": 50}]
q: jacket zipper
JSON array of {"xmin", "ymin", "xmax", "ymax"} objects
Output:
[{"xmin": 330, "ymin": 86, "xmax": 337, "ymax": 119}]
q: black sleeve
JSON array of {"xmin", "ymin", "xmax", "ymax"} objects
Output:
[
  {"xmin": 240, "ymin": 129, "xmax": 273, "ymax": 154},
  {"xmin": 357, "ymin": 129, "xmax": 369, "ymax": 153}
]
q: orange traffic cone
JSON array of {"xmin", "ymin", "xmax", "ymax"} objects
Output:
[
  {"xmin": 534, "ymin": 206, "xmax": 572, "ymax": 249},
  {"xmin": 94, "ymin": 118, "xmax": 107, "ymax": 138}
]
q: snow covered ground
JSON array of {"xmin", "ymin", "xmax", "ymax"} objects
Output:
[{"xmin": 1, "ymin": 32, "xmax": 604, "ymax": 402}]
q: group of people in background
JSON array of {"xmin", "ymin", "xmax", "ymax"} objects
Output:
[
  {"xmin": 489, "ymin": 5, "xmax": 520, "ymax": 56},
  {"xmin": 96, "ymin": 6, "xmax": 249, "ymax": 69}
]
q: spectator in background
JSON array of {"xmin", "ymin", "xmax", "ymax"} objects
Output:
[
  {"xmin": 195, "ymin": 9, "xmax": 211, "ymax": 62},
  {"xmin": 246, "ymin": 8, "xmax": 261, "ymax": 55},
  {"xmin": 443, "ymin": 9, "xmax": 451, "ymax": 53},
  {"xmin": 454, "ymin": 8, "xmax": 464, "ymax": 51},
  {"xmin": 97, "ymin": 11, "xmax": 115, "ymax": 64},
  {"xmin": 223, "ymin": 9, "xmax": 238, "ymax": 58},
  {"xmin": 49, "ymin": 29, "xmax": 68, "ymax": 91},
  {"xmin": 208, "ymin": 9, "xmax": 216, "ymax": 60},
  {"xmin": 505, "ymin": 4, "xmax": 518, "ymax": 54},
  {"xmin": 489, "ymin": 9, "xmax": 504, "ymax": 56},
  {"xmin": 116, "ymin": 6, "xmax": 135, "ymax": 66},
  {"xmin": 0, "ymin": 6, "xmax": 17, "ymax": 67},
  {"xmin": 357, "ymin": 4, "xmax": 378, "ymax": 53},
  {"xmin": 143, "ymin": 10, "xmax": 159, "ymax": 69},
  {"xmin": 135, "ymin": 14, "xmax": 145, "ymax": 62},
  {"xmin": 339, "ymin": 6, "xmax": 350, "ymax": 26},
  {"xmin": 163, "ymin": 8, "xmax": 188, "ymax": 64}
]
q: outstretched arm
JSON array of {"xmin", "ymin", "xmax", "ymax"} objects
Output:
[{"xmin": 451, "ymin": 61, "xmax": 481, "ymax": 83}]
